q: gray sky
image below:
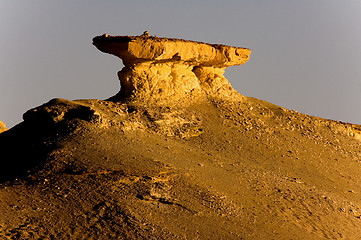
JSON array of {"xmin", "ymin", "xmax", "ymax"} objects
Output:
[{"xmin": 1, "ymin": 0, "xmax": 361, "ymax": 128}]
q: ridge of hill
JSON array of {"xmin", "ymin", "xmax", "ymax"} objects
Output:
[{"xmin": 1, "ymin": 96, "xmax": 360, "ymax": 239}]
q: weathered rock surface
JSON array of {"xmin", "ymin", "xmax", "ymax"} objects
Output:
[
  {"xmin": 0, "ymin": 120, "xmax": 7, "ymax": 133},
  {"xmin": 93, "ymin": 34, "xmax": 251, "ymax": 105}
]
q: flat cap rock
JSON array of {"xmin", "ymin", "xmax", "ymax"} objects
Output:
[{"xmin": 93, "ymin": 34, "xmax": 251, "ymax": 68}]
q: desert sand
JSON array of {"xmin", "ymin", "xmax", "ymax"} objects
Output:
[{"xmin": 0, "ymin": 34, "xmax": 360, "ymax": 239}]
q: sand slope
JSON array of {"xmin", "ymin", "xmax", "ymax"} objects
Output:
[{"xmin": 1, "ymin": 96, "xmax": 360, "ymax": 239}]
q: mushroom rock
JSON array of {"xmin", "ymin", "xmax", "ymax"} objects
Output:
[
  {"xmin": 0, "ymin": 120, "xmax": 7, "ymax": 133},
  {"xmin": 93, "ymin": 34, "xmax": 251, "ymax": 106}
]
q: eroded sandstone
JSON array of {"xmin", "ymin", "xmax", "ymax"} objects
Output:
[{"xmin": 93, "ymin": 33, "xmax": 251, "ymax": 106}]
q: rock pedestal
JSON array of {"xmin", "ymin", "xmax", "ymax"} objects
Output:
[{"xmin": 93, "ymin": 34, "xmax": 251, "ymax": 106}]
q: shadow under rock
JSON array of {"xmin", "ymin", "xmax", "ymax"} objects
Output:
[{"xmin": 0, "ymin": 121, "xmax": 58, "ymax": 183}]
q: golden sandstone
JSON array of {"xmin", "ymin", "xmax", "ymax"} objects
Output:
[{"xmin": 93, "ymin": 33, "xmax": 251, "ymax": 106}]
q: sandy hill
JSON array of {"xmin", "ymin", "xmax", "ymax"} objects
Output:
[{"xmin": 0, "ymin": 34, "xmax": 360, "ymax": 239}]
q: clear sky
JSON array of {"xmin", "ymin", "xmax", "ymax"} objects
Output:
[{"xmin": 1, "ymin": 0, "xmax": 361, "ymax": 128}]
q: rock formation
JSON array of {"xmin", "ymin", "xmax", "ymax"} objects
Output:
[
  {"xmin": 0, "ymin": 120, "xmax": 7, "ymax": 133},
  {"xmin": 1, "ymin": 34, "xmax": 361, "ymax": 239},
  {"xmin": 93, "ymin": 34, "xmax": 251, "ymax": 105}
]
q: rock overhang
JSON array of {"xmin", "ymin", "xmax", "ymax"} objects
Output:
[
  {"xmin": 92, "ymin": 33, "xmax": 251, "ymax": 105},
  {"xmin": 92, "ymin": 34, "xmax": 251, "ymax": 68}
]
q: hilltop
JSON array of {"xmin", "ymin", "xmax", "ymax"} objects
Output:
[{"xmin": 0, "ymin": 34, "xmax": 360, "ymax": 239}]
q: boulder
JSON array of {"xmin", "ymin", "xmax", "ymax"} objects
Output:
[{"xmin": 93, "ymin": 33, "xmax": 251, "ymax": 105}]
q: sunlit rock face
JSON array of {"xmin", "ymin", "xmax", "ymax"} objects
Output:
[
  {"xmin": 0, "ymin": 121, "xmax": 7, "ymax": 133},
  {"xmin": 93, "ymin": 33, "xmax": 251, "ymax": 106}
]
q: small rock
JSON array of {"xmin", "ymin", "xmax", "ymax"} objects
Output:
[
  {"xmin": 142, "ymin": 31, "xmax": 150, "ymax": 37},
  {"xmin": 0, "ymin": 120, "xmax": 7, "ymax": 133}
]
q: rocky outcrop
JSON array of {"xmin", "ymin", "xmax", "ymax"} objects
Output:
[
  {"xmin": 93, "ymin": 33, "xmax": 251, "ymax": 106},
  {"xmin": 2, "ymin": 34, "xmax": 361, "ymax": 240},
  {"xmin": 0, "ymin": 120, "xmax": 7, "ymax": 133}
]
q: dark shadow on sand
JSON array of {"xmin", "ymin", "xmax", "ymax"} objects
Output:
[{"xmin": 0, "ymin": 121, "xmax": 59, "ymax": 183}]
